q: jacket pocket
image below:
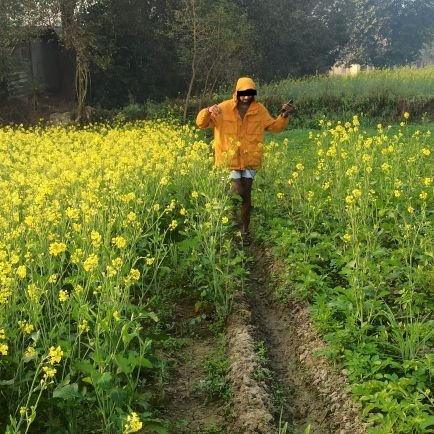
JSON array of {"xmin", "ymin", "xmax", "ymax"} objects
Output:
[
  {"xmin": 222, "ymin": 120, "xmax": 237, "ymax": 135},
  {"xmin": 246, "ymin": 120, "xmax": 262, "ymax": 136}
]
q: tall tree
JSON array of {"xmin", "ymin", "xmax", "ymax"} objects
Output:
[
  {"xmin": 341, "ymin": 0, "xmax": 434, "ymax": 66},
  {"xmin": 88, "ymin": 0, "xmax": 182, "ymax": 107},
  {"xmin": 241, "ymin": 0, "xmax": 351, "ymax": 80},
  {"xmin": 171, "ymin": 0, "xmax": 254, "ymax": 120}
]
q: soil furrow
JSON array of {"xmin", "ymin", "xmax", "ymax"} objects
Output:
[{"xmin": 245, "ymin": 245, "xmax": 367, "ymax": 434}]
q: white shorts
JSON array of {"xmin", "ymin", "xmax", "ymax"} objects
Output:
[{"xmin": 229, "ymin": 169, "xmax": 257, "ymax": 180}]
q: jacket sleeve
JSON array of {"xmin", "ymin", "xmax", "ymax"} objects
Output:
[
  {"xmin": 196, "ymin": 108, "xmax": 215, "ymax": 129},
  {"xmin": 262, "ymin": 106, "xmax": 289, "ymax": 133}
]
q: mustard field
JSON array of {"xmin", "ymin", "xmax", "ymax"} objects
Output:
[
  {"xmin": 257, "ymin": 116, "xmax": 434, "ymax": 433},
  {"xmin": 0, "ymin": 116, "xmax": 433, "ymax": 433},
  {"xmin": 0, "ymin": 120, "xmax": 241, "ymax": 433}
]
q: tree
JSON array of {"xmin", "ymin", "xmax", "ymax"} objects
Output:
[
  {"xmin": 88, "ymin": 0, "xmax": 183, "ymax": 108},
  {"xmin": 171, "ymin": 0, "xmax": 254, "ymax": 120},
  {"xmin": 238, "ymin": 0, "xmax": 351, "ymax": 80},
  {"xmin": 341, "ymin": 0, "xmax": 434, "ymax": 66},
  {"xmin": 0, "ymin": 0, "xmax": 106, "ymax": 117}
]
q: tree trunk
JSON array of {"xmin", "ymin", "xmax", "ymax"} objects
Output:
[{"xmin": 183, "ymin": 0, "xmax": 197, "ymax": 123}]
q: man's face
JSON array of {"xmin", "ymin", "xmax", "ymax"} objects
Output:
[{"xmin": 238, "ymin": 95, "xmax": 254, "ymax": 105}]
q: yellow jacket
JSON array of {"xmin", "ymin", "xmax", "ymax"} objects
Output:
[{"xmin": 196, "ymin": 77, "xmax": 289, "ymax": 170}]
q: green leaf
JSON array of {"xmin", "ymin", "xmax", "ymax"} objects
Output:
[
  {"xmin": 420, "ymin": 416, "xmax": 434, "ymax": 429},
  {"xmin": 53, "ymin": 383, "xmax": 82, "ymax": 400},
  {"xmin": 95, "ymin": 371, "xmax": 112, "ymax": 389},
  {"xmin": 115, "ymin": 354, "xmax": 133, "ymax": 375},
  {"xmin": 147, "ymin": 311, "xmax": 159, "ymax": 322}
]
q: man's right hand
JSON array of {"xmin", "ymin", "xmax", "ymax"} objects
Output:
[
  {"xmin": 281, "ymin": 101, "xmax": 296, "ymax": 118},
  {"xmin": 208, "ymin": 105, "xmax": 222, "ymax": 116}
]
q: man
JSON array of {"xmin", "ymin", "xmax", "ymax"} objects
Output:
[{"xmin": 196, "ymin": 76, "xmax": 294, "ymax": 244}]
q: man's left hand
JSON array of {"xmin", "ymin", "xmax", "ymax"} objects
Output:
[{"xmin": 281, "ymin": 102, "xmax": 296, "ymax": 118}]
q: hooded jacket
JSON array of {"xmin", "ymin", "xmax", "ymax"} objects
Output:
[{"xmin": 196, "ymin": 77, "xmax": 289, "ymax": 170}]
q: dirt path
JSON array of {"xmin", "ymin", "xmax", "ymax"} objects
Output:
[
  {"xmin": 155, "ymin": 295, "xmax": 228, "ymax": 434},
  {"xmin": 161, "ymin": 333, "xmax": 227, "ymax": 433},
  {"xmin": 159, "ymin": 244, "xmax": 366, "ymax": 434},
  {"xmin": 241, "ymin": 244, "xmax": 366, "ymax": 434}
]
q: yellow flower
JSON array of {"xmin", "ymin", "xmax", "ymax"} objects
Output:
[
  {"xmin": 48, "ymin": 274, "xmax": 58, "ymax": 284},
  {"xmin": 0, "ymin": 343, "xmax": 8, "ymax": 356},
  {"xmin": 403, "ymin": 112, "xmax": 410, "ymax": 119},
  {"xmin": 113, "ymin": 311, "xmax": 121, "ymax": 321},
  {"xmin": 345, "ymin": 195, "xmax": 354, "ymax": 205},
  {"xmin": 128, "ymin": 268, "xmax": 140, "ymax": 281},
  {"xmin": 419, "ymin": 191, "xmax": 428, "ymax": 201},
  {"xmin": 407, "ymin": 206, "xmax": 414, "ymax": 214},
  {"xmin": 49, "ymin": 242, "xmax": 67, "ymax": 256},
  {"xmin": 126, "ymin": 212, "xmax": 137, "ymax": 222},
  {"xmin": 75, "ymin": 284, "xmax": 84, "ymax": 294},
  {"xmin": 78, "ymin": 319, "xmax": 89, "ymax": 334},
  {"xmin": 221, "ymin": 216, "xmax": 229, "ymax": 224},
  {"xmin": 42, "ymin": 366, "xmax": 57, "ymax": 379},
  {"xmin": 24, "ymin": 215, "xmax": 36, "ymax": 227},
  {"xmin": 83, "ymin": 253, "xmax": 99, "ymax": 272},
  {"xmin": 160, "ymin": 176, "xmax": 169, "ymax": 186},
  {"xmin": 106, "ymin": 265, "xmax": 117, "ymax": 277},
  {"xmin": 152, "ymin": 203, "xmax": 160, "ymax": 212},
  {"xmin": 16, "ymin": 265, "xmax": 27, "ymax": 278},
  {"xmin": 352, "ymin": 189, "xmax": 362, "ymax": 198},
  {"xmin": 71, "ymin": 248, "xmax": 84, "ymax": 264},
  {"xmin": 307, "ymin": 191, "xmax": 314, "ymax": 202},
  {"xmin": 296, "ymin": 163, "xmax": 304, "ymax": 171},
  {"xmin": 146, "ymin": 256, "xmax": 155, "ymax": 266},
  {"xmin": 112, "ymin": 236, "xmax": 127, "ymax": 249},
  {"xmin": 342, "ymin": 233, "xmax": 352, "ymax": 243},
  {"xmin": 322, "ymin": 181, "xmax": 330, "ymax": 190},
  {"xmin": 352, "ymin": 115, "xmax": 360, "ymax": 127},
  {"xmin": 91, "ymin": 230, "xmax": 102, "ymax": 248},
  {"xmin": 422, "ymin": 177, "xmax": 432, "ymax": 186},
  {"xmin": 112, "ymin": 257, "xmax": 123, "ymax": 269},
  {"xmin": 381, "ymin": 163, "xmax": 391, "ymax": 173},
  {"xmin": 394, "ymin": 190, "xmax": 401, "ymax": 198},
  {"xmin": 72, "ymin": 223, "xmax": 82, "ymax": 232},
  {"xmin": 24, "ymin": 346, "xmax": 37, "ymax": 359},
  {"xmin": 169, "ymin": 220, "xmax": 178, "ymax": 231},
  {"xmin": 18, "ymin": 320, "xmax": 34, "ymax": 334},
  {"xmin": 26, "ymin": 283, "xmax": 41, "ymax": 301},
  {"xmin": 48, "ymin": 345, "xmax": 63, "ymax": 364},
  {"xmin": 191, "ymin": 191, "xmax": 199, "ymax": 199},
  {"xmin": 124, "ymin": 412, "xmax": 143, "ymax": 434},
  {"xmin": 421, "ymin": 148, "xmax": 431, "ymax": 156},
  {"xmin": 58, "ymin": 289, "xmax": 69, "ymax": 303},
  {"xmin": 277, "ymin": 192, "xmax": 284, "ymax": 199},
  {"xmin": 19, "ymin": 407, "xmax": 27, "ymax": 416},
  {"xmin": 346, "ymin": 165, "xmax": 358, "ymax": 177}
]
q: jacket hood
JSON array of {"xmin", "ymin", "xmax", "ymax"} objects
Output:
[
  {"xmin": 235, "ymin": 77, "xmax": 256, "ymax": 92},
  {"xmin": 233, "ymin": 77, "xmax": 257, "ymax": 102}
]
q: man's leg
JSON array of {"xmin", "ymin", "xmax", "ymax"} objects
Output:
[
  {"xmin": 231, "ymin": 178, "xmax": 243, "ymax": 228},
  {"xmin": 240, "ymin": 177, "xmax": 253, "ymax": 234}
]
